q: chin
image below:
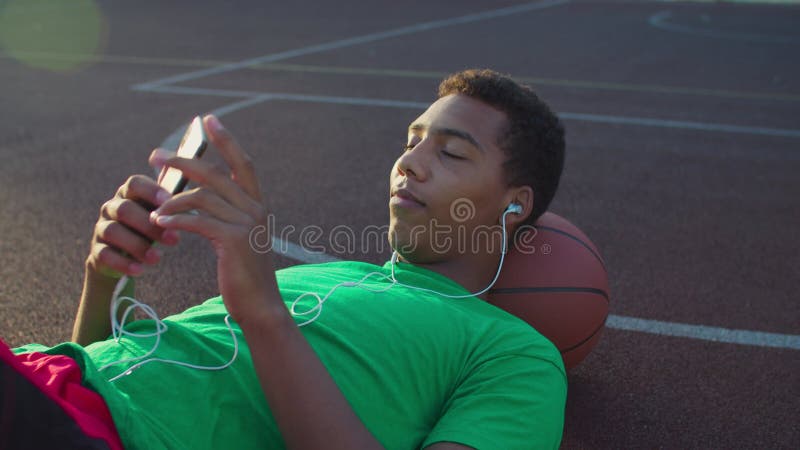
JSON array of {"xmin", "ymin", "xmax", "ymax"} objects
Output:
[
  {"xmin": 391, "ymin": 244, "xmax": 445, "ymax": 265},
  {"xmin": 389, "ymin": 218, "xmax": 456, "ymax": 264}
]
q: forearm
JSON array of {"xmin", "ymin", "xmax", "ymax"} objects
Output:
[
  {"xmin": 71, "ymin": 263, "xmax": 130, "ymax": 346},
  {"xmin": 240, "ymin": 301, "xmax": 384, "ymax": 450},
  {"xmin": 143, "ymin": 115, "xmax": 377, "ymax": 447}
]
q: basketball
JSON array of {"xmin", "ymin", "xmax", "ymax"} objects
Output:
[{"xmin": 488, "ymin": 212, "xmax": 609, "ymax": 370}]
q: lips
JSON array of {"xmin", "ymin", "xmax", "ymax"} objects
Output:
[{"xmin": 391, "ymin": 187, "xmax": 426, "ymax": 207}]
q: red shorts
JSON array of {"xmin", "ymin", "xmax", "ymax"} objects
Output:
[{"xmin": 0, "ymin": 338, "xmax": 124, "ymax": 450}]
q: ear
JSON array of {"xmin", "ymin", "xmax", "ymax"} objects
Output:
[{"xmin": 503, "ymin": 185, "xmax": 534, "ymax": 232}]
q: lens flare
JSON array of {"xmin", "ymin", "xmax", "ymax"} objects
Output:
[{"xmin": 0, "ymin": 0, "xmax": 106, "ymax": 72}]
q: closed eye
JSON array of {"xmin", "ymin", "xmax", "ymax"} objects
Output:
[
  {"xmin": 442, "ymin": 150, "xmax": 466, "ymax": 160},
  {"xmin": 401, "ymin": 143, "xmax": 466, "ymax": 160}
]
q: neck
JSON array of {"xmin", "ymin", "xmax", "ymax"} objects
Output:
[{"xmin": 396, "ymin": 251, "xmax": 500, "ymax": 301}]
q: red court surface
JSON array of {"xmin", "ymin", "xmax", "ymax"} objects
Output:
[{"xmin": 1, "ymin": 0, "xmax": 798, "ymax": 448}]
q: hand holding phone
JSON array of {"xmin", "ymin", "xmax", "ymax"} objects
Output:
[
  {"xmin": 85, "ymin": 116, "xmax": 207, "ymax": 280},
  {"xmin": 158, "ymin": 116, "xmax": 208, "ymax": 194}
]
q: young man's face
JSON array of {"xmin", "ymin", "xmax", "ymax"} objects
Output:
[{"xmin": 388, "ymin": 94, "xmax": 514, "ymax": 263}]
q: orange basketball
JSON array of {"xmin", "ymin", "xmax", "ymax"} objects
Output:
[{"xmin": 488, "ymin": 212, "xmax": 609, "ymax": 370}]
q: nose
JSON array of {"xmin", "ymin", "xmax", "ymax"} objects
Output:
[{"xmin": 395, "ymin": 141, "xmax": 430, "ymax": 182}]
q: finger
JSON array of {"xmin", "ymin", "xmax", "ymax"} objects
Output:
[
  {"xmin": 204, "ymin": 115, "xmax": 262, "ymax": 202},
  {"xmin": 91, "ymin": 242, "xmax": 144, "ymax": 277},
  {"xmin": 152, "ymin": 211, "xmax": 239, "ymax": 244},
  {"xmin": 149, "ymin": 148, "xmax": 262, "ymax": 218},
  {"xmin": 95, "ymin": 219, "xmax": 163, "ymax": 265},
  {"xmin": 101, "ymin": 197, "xmax": 178, "ymax": 245},
  {"xmin": 152, "ymin": 187, "xmax": 252, "ymax": 225},
  {"xmin": 116, "ymin": 174, "xmax": 172, "ymax": 209},
  {"xmin": 149, "ymin": 147, "xmax": 175, "ymax": 169},
  {"xmin": 162, "ymin": 229, "xmax": 181, "ymax": 245}
]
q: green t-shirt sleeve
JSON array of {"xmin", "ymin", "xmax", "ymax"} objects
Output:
[{"xmin": 421, "ymin": 354, "xmax": 567, "ymax": 450}]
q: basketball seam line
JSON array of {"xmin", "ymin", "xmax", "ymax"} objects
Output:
[
  {"xmin": 534, "ymin": 224, "xmax": 607, "ymax": 272},
  {"xmin": 489, "ymin": 286, "xmax": 610, "ymax": 303},
  {"xmin": 560, "ymin": 318, "xmax": 607, "ymax": 354}
]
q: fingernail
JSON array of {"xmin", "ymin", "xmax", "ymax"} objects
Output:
[
  {"xmin": 207, "ymin": 115, "xmax": 223, "ymax": 133},
  {"xmin": 167, "ymin": 230, "xmax": 181, "ymax": 244},
  {"xmin": 155, "ymin": 190, "xmax": 170, "ymax": 205},
  {"xmin": 149, "ymin": 210, "xmax": 159, "ymax": 223},
  {"xmin": 129, "ymin": 263, "xmax": 143, "ymax": 275},
  {"xmin": 145, "ymin": 247, "xmax": 162, "ymax": 262},
  {"xmin": 162, "ymin": 229, "xmax": 180, "ymax": 244},
  {"xmin": 151, "ymin": 148, "xmax": 169, "ymax": 164},
  {"xmin": 155, "ymin": 215, "xmax": 173, "ymax": 225}
]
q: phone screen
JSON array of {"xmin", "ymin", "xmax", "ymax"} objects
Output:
[{"xmin": 159, "ymin": 116, "xmax": 208, "ymax": 194}]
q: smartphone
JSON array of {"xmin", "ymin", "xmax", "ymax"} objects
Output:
[{"xmin": 159, "ymin": 116, "xmax": 208, "ymax": 194}]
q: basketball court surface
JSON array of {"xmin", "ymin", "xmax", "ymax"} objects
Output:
[{"xmin": 1, "ymin": 0, "xmax": 798, "ymax": 447}]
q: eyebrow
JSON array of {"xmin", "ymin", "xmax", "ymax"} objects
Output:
[{"xmin": 409, "ymin": 123, "xmax": 484, "ymax": 153}]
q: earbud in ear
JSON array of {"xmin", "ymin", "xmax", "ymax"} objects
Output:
[{"xmin": 506, "ymin": 203, "xmax": 523, "ymax": 214}]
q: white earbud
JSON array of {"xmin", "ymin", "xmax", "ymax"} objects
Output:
[{"xmin": 292, "ymin": 201, "xmax": 525, "ymax": 327}]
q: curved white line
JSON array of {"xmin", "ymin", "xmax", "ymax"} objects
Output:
[{"xmin": 142, "ymin": 0, "xmax": 797, "ymax": 350}]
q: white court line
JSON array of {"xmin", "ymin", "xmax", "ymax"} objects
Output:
[
  {"xmin": 159, "ymin": 95, "xmax": 275, "ymax": 150},
  {"xmin": 649, "ymin": 11, "xmax": 800, "ymax": 45},
  {"xmin": 132, "ymin": 0, "xmax": 570, "ymax": 91},
  {"xmin": 150, "ymin": 0, "xmax": 575, "ymax": 249},
  {"xmin": 156, "ymin": 94, "xmax": 342, "ymax": 265},
  {"xmin": 606, "ymin": 315, "xmax": 800, "ymax": 350},
  {"xmin": 10, "ymin": 50, "xmax": 799, "ymax": 101},
  {"xmin": 259, "ymin": 226, "xmax": 800, "ymax": 351},
  {"xmin": 145, "ymin": 84, "xmax": 266, "ymax": 99},
  {"xmin": 152, "ymin": 90, "xmax": 800, "ymax": 350},
  {"xmin": 140, "ymin": 0, "xmax": 798, "ymax": 350},
  {"xmin": 150, "ymin": 86, "xmax": 800, "ymax": 138},
  {"xmin": 264, "ymin": 238, "xmax": 800, "ymax": 351}
]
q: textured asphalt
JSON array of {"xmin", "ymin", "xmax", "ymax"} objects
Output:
[{"xmin": 1, "ymin": 0, "xmax": 798, "ymax": 448}]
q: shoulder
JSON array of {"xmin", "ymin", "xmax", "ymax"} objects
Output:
[{"xmin": 452, "ymin": 300, "xmax": 567, "ymax": 378}]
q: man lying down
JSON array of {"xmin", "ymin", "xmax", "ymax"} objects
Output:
[{"xmin": 1, "ymin": 69, "xmax": 567, "ymax": 450}]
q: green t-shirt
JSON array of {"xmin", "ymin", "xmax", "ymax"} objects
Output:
[{"xmin": 17, "ymin": 261, "xmax": 566, "ymax": 449}]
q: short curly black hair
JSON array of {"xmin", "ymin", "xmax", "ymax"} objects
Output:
[{"xmin": 438, "ymin": 69, "xmax": 565, "ymax": 227}]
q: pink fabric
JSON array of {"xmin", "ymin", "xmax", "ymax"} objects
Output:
[{"xmin": 0, "ymin": 339, "xmax": 124, "ymax": 450}]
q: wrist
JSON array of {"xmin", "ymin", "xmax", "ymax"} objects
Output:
[
  {"xmin": 237, "ymin": 300, "xmax": 295, "ymax": 339},
  {"xmin": 84, "ymin": 259, "xmax": 123, "ymax": 285},
  {"xmin": 81, "ymin": 261, "xmax": 134, "ymax": 305},
  {"xmin": 73, "ymin": 262, "xmax": 131, "ymax": 346}
]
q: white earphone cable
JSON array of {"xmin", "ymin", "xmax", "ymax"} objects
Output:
[
  {"xmin": 387, "ymin": 207, "xmax": 515, "ymax": 298},
  {"xmin": 99, "ymin": 206, "xmax": 519, "ymax": 376},
  {"xmin": 289, "ymin": 206, "xmax": 518, "ymax": 326},
  {"xmin": 98, "ymin": 275, "xmax": 239, "ymax": 382}
]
